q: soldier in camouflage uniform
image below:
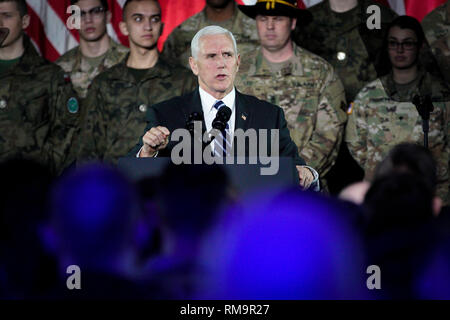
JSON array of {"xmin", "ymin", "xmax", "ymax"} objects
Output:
[
  {"xmin": 294, "ymin": 0, "xmax": 397, "ymax": 102},
  {"xmin": 0, "ymin": 0, "xmax": 79, "ymax": 174},
  {"xmin": 346, "ymin": 16, "xmax": 449, "ymax": 204},
  {"xmin": 161, "ymin": 0, "xmax": 259, "ymax": 68},
  {"xmin": 293, "ymin": 0, "xmax": 397, "ymax": 194},
  {"xmin": 77, "ymin": 0, "xmax": 196, "ymax": 164},
  {"xmin": 56, "ymin": 0, "xmax": 129, "ymax": 99},
  {"xmin": 235, "ymin": 0, "xmax": 346, "ymax": 189},
  {"xmin": 422, "ymin": 1, "xmax": 450, "ymax": 83}
]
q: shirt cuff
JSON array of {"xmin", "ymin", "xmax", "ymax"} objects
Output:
[{"xmin": 137, "ymin": 146, "xmax": 158, "ymax": 158}]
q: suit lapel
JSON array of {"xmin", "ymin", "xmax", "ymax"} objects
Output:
[
  {"xmin": 234, "ymin": 90, "xmax": 250, "ymax": 132},
  {"xmin": 181, "ymin": 88, "xmax": 207, "ymax": 134}
]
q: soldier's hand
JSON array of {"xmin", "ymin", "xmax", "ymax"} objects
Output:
[
  {"xmin": 297, "ymin": 165, "xmax": 314, "ymax": 190},
  {"xmin": 140, "ymin": 126, "xmax": 170, "ymax": 157}
]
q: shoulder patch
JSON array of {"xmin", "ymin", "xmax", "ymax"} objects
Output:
[{"xmin": 347, "ymin": 102, "xmax": 355, "ymax": 115}]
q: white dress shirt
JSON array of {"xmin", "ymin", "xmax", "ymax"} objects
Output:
[{"xmin": 199, "ymin": 86, "xmax": 235, "ymax": 153}]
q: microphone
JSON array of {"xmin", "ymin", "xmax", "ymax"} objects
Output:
[
  {"xmin": 205, "ymin": 105, "xmax": 232, "ymax": 146},
  {"xmin": 212, "ymin": 105, "xmax": 232, "ymax": 131},
  {"xmin": 186, "ymin": 111, "xmax": 203, "ymax": 135},
  {"xmin": 0, "ymin": 28, "xmax": 9, "ymax": 46}
]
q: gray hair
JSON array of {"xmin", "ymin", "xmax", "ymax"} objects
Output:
[{"xmin": 190, "ymin": 25, "xmax": 238, "ymax": 59}]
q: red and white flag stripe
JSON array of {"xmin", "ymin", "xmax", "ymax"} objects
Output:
[{"xmin": 24, "ymin": 0, "xmax": 446, "ymax": 62}]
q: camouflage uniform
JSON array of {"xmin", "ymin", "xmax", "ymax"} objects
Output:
[
  {"xmin": 235, "ymin": 44, "xmax": 347, "ymax": 181},
  {"xmin": 77, "ymin": 56, "xmax": 196, "ymax": 163},
  {"xmin": 422, "ymin": 1, "xmax": 450, "ymax": 83},
  {"xmin": 345, "ymin": 71, "xmax": 450, "ymax": 204},
  {"xmin": 0, "ymin": 36, "xmax": 79, "ymax": 174},
  {"xmin": 162, "ymin": 2, "xmax": 259, "ymax": 68},
  {"xmin": 294, "ymin": 0, "xmax": 397, "ymax": 102},
  {"xmin": 56, "ymin": 38, "xmax": 129, "ymax": 98}
]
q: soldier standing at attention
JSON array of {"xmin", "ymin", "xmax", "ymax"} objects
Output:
[
  {"xmin": 345, "ymin": 16, "xmax": 450, "ymax": 205},
  {"xmin": 293, "ymin": 0, "xmax": 397, "ymax": 194},
  {"xmin": 76, "ymin": 0, "xmax": 195, "ymax": 164},
  {"xmin": 235, "ymin": 0, "xmax": 347, "ymax": 190},
  {"xmin": 56, "ymin": 0, "xmax": 129, "ymax": 99},
  {"xmin": 0, "ymin": 0, "xmax": 78, "ymax": 174},
  {"xmin": 161, "ymin": 0, "xmax": 259, "ymax": 68},
  {"xmin": 422, "ymin": 0, "xmax": 449, "ymax": 83}
]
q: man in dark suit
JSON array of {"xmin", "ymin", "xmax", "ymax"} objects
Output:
[{"xmin": 134, "ymin": 25, "xmax": 318, "ymax": 189}]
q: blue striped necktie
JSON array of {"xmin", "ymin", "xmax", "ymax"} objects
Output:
[{"xmin": 212, "ymin": 100, "xmax": 231, "ymax": 157}]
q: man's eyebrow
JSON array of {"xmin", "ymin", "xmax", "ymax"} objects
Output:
[
  {"xmin": 131, "ymin": 13, "xmax": 161, "ymax": 18},
  {"xmin": 388, "ymin": 36, "xmax": 416, "ymax": 41}
]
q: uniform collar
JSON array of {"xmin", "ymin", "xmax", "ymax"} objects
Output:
[
  {"xmin": 112, "ymin": 55, "xmax": 172, "ymax": 83},
  {"xmin": 74, "ymin": 37, "xmax": 123, "ymax": 73},
  {"xmin": 381, "ymin": 67, "xmax": 428, "ymax": 101},
  {"xmin": 250, "ymin": 43, "xmax": 304, "ymax": 77},
  {"xmin": 8, "ymin": 35, "xmax": 45, "ymax": 76}
]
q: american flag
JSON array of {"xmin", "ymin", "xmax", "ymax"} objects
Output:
[{"xmin": 25, "ymin": 0, "xmax": 446, "ymax": 62}]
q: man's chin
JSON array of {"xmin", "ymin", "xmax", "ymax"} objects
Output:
[{"xmin": 80, "ymin": 32, "xmax": 108, "ymax": 43}]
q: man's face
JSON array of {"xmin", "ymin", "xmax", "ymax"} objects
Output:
[
  {"xmin": 119, "ymin": 0, "xmax": 162, "ymax": 51},
  {"xmin": 189, "ymin": 33, "xmax": 240, "ymax": 99},
  {"xmin": 206, "ymin": 0, "xmax": 232, "ymax": 9},
  {"xmin": 255, "ymin": 15, "xmax": 296, "ymax": 53},
  {"xmin": 0, "ymin": 1, "xmax": 29, "ymax": 48},
  {"xmin": 388, "ymin": 26, "xmax": 420, "ymax": 70},
  {"xmin": 77, "ymin": 0, "xmax": 109, "ymax": 42}
]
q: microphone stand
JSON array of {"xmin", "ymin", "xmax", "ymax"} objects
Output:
[{"xmin": 412, "ymin": 95, "xmax": 434, "ymax": 149}]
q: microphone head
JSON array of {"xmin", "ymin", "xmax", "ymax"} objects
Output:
[
  {"xmin": 0, "ymin": 28, "xmax": 9, "ymax": 46},
  {"xmin": 212, "ymin": 105, "xmax": 232, "ymax": 131},
  {"xmin": 218, "ymin": 105, "xmax": 232, "ymax": 120},
  {"xmin": 186, "ymin": 111, "xmax": 203, "ymax": 133}
]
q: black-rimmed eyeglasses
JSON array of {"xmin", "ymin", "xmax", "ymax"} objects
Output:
[
  {"xmin": 80, "ymin": 6, "xmax": 106, "ymax": 19},
  {"xmin": 388, "ymin": 40, "xmax": 418, "ymax": 50}
]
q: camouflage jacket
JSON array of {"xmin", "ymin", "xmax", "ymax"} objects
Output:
[
  {"xmin": 422, "ymin": 1, "xmax": 450, "ymax": 83},
  {"xmin": 0, "ymin": 36, "xmax": 79, "ymax": 174},
  {"xmin": 161, "ymin": 3, "xmax": 259, "ymax": 68},
  {"xmin": 345, "ymin": 71, "xmax": 450, "ymax": 203},
  {"xmin": 294, "ymin": 0, "xmax": 397, "ymax": 102},
  {"xmin": 77, "ymin": 56, "xmax": 197, "ymax": 163},
  {"xmin": 56, "ymin": 38, "xmax": 129, "ymax": 98},
  {"xmin": 235, "ymin": 44, "xmax": 347, "ymax": 177}
]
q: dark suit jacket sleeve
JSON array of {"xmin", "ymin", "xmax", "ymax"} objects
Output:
[{"xmin": 277, "ymin": 106, "xmax": 306, "ymax": 166}]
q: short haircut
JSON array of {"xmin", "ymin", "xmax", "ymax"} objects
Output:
[
  {"xmin": 0, "ymin": 0, "xmax": 28, "ymax": 17},
  {"xmin": 70, "ymin": 0, "xmax": 109, "ymax": 11},
  {"xmin": 374, "ymin": 143, "xmax": 437, "ymax": 194},
  {"xmin": 122, "ymin": 0, "xmax": 160, "ymax": 20},
  {"xmin": 191, "ymin": 25, "xmax": 238, "ymax": 59}
]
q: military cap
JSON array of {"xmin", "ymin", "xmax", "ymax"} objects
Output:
[
  {"xmin": 0, "ymin": 27, "xmax": 9, "ymax": 46},
  {"xmin": 238, "ymin": 0, "xmax": 312, "ymax": 24}
]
